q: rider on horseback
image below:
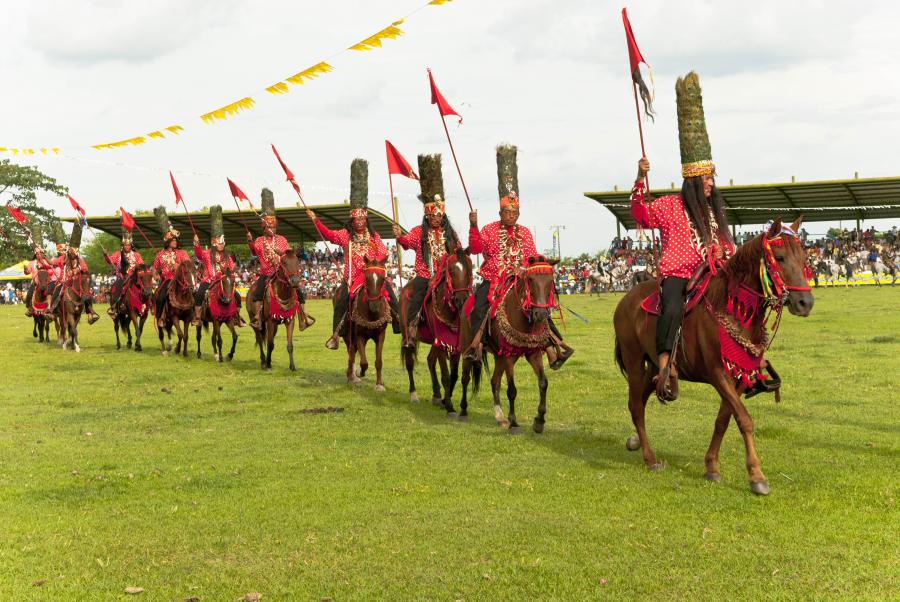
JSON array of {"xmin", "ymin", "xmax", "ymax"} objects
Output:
[
  {"xmin": 151, "ymin": 206, "xmax": 191, "ymax": 320},
  {"xmin": 103, "ymin": 231, "xmax": 144, "ymax": 316},
  {"xmin": 23, "ymin": 224, "xmax": 55, "ymax": 317},
  {"xmin": 462, "ymin": 144, "xmax": 574, "ymax": 369},
  {"xmin": 629, "ymin": 72, "xmax": 735, "ymax": 401},
  {"xmin": 53, "ymin": 220, "xmax": 100, "ymax": 324},
  {"xmin": 193, "ymin": 205, "xmax": 244, "ymax": 327},
  {"xmin": 308, "ymin": 158, "xmax": 400, "ymax": 350},
  {"xmin": 391, "ymin": 153, "xmax": 481, "ymax": 349},
  {"xmin": 246, "ymin": 189, "xmax": 307, "ymax": 331}
]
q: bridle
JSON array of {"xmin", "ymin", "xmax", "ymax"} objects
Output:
[
  {"xmin": 359, "ymin": 264, "xmax": 387, "ymax": 304},
  {"xmin": 760, "ymin": 228, "xmax": 812, "ymax": 304},
  {"xmin": 518, "ymin": 261, "xmax": 558, "ymax": 313}
]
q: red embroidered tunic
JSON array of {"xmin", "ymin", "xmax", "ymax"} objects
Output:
[
  {"xmin": 152, "ymin": 249, "xmax": 191, "ymax": 281},
  {"xmin": 248, "ymin": 235, "xmax": 290, "ymax": 276},
  {"xmin": 630, "ymin": 181, "xmax": 734, "ymax": 279},
  {"xmin": 26, "ymin": 258, "xmax": 57, "ymax": 283},
  {"xmin": 54, "ymin": 255, "xmax": 89, "ymax": 280},
  {"xmin": 396, "ymin": 225, "xmax": 483, "ymax": 278},
  {"xmin": 477, "ymin": 221, "xmax": 538, "ymax": 283},
  {"xmin": 314, "ymin": 219, "xmax": 387, "ymax": 289},
  {"xmin": 106, "ymin": 250, "xmax": 144, "ymax": 277},
  {"xmin": 194, "ymin": 245, "xmax": 236, "ymax": 283}
]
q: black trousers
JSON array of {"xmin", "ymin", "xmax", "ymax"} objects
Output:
[
  {"xmin": 253, "ymin": 275, "xmax": 306, "ymax": 305},
  {"xmin": 657, "ymin": 276, "xmax": 688, "ymax": 355},
  {"xmin": 155, "ymin": 280, "xmax": 171, "ymax": 317},
  {"xmin": 110, "ymin": 276, "xmax": 125, "ymax": 305},
  {"xmin": 332, "ymin": 281, "xmax": 400, "ymax": 333},
  {"xmin": 407, "ymin": 276, "xmax": 430, "ymax": 322},
  {"xmin": 194, "ymin": 281, "xmax": 210, "ymax": 306},
  {"xmin": 25, "ymin": 285, "xmax": 33, "ymax": 308},
  {"xmin": 470, "ymin": 279, "xmax": 564, "ymax": 341}
]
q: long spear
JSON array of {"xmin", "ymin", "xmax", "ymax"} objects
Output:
[
  {"xmin": 67, "ymin": 194, "xmax": 108, "ymax": 255},
  {"xmin": 120, "ymin": 207, "xmax": 156, "ymax": 252},
  {"xmin": 227, "ymin": 178, "xmax": 255, "ymax": 236},
  {"xmin": 169, "ymin": 171, "xmax": 197, "ymax": 238},
  {"xmin": 427, "ymin": 69, "xmax": 473, "ymax": 212},
  {"xmin": 385, "ymin": 140, "xmax": 420, "ymax": 290}
]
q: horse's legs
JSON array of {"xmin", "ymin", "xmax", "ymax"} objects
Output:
[
  {"xmin": 347, "ymin": 338, "xmax": 361, "ymax": 385},
  {"xmin": 703, "ymin": 398, "xmax": 732, "ymax": 482},
  {"xmin": 435, "ymin": 350, "xmax": 455, "ymax": 415},
  {"xmin": 444, "ymin": 353, "xmax": 460, "ymax": 416},
  {"xmin": 403, "ymin": 346, "xmax": 418, "ymax": 403},
  {"xmin": 505, "ymin": 358, "xmax": 520, "ymax": 433},
  {"xmin": 490, "ymin": 355, "xmax": 508, "ymax": 427},
  {"xmin": 525, "ymin": 351, "xmax": 548, "ymax": 433},
  {"xmin": 114, "ymin": 316, "xmax": 121, "ymax": 350},
  {"xmin": 459, "ymin": 357, "xmax": 472, "ymax": 419},
  {"xmin": 124, "ymin": 316, "xmax": 133, "ymax": 349},
  {"xmin": 265, "ymin": 321, "xmax": 276, "ymax": 370},
  {"xmin": 134, "ymin": 314, "xmax": 144, "ymax": 352},
  {"xmin": 226, "ymin": 322, "xmax": 237, "ymax": 361},
  {"xmin": 69, "ymin": 313, "xmax": 80, "ymax": 353},
  {"xmin": 158, "ymin": 317, "xmax": 168, "ymax": 355},
  {"xmin": 711, "ymin": 372, "xmax": 769, "ymax": 495},
  {"xmin": 427, "ymin": 348, "xmax": 442, "ymax": 405},
  {"xmin": 357, "ymin": 335, "xmax": 369, "ymax": 379},
  {"xmin": 196, "ymin": 319, "xmax": 203, "ymax": 358},
  {"xmin": 374, "ymin": 330, "xmax": 385, "ymax": 392},
  {"xmin": 626, "ymin": 360, "xmax": 659, "ymax": 470},
  {"xmin": 286, "ymin": 318, "xmax": 296, "ymax": 371}
]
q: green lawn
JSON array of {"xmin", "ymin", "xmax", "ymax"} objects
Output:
[{"xmin": 0, "ymin": 287, "xmax": 897, "ymax": 601}]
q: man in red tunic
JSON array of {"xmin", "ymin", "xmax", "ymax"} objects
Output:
[
  {"xmin": 193, "ymin": 233, "xmax": 242, "ymax": 326},
  {"xmin": 628, "ymin": 71, "xmax": 735, "ymax": 401},
  {"xmin": 50, "ymin": 222, "xmax": 100, "ymax": 324},
  {"xmin": 24, "ymin": 246, "xmax": 56, "ymax": 316},
  {"xmin": 152, "ymin": 225, "xmax": 191, "ymax": 319},
  {"xmin": 246, "ymin": 200, "xmax": 301, "ymax": 330},
  {"xmin": 103, "ymin": 232, "xmax": 144, "ymax": 316},
  {"xmin": 391, "ymin": 154, "xmax": 482, "ymax": 348}
]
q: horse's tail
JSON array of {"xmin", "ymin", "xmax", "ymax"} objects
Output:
[
  {"xmin": 470, "ymin": 354, "xmax": 483, "ymax": 396},
  {"xmin": 614, "ymin": 336, "xmax": 626, "ymax": 376}
]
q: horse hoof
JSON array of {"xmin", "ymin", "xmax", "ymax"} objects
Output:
[
  {"xmin": 74, "ymin": 345, "xmax": 80, "ymax": 353},
  {"xmin": 750, "ymin": 480, "xmax": 770, "ymax": 496},
  {"xmin": 508, "ymin": 426, "xmax": 522, "ymax": 435},
  {"xmin": 431, "ymin": 396, "xmax": 443, "ymax": 407},
  {"xmin": 532, "ymin": 419, "xmax": 545, "ymax": 434},
  {"xmin": 354, "ymin": 366, "xmax": 362, "ymax": 378},
  {"xmin": 265, "ymin": 367, "xmax": 272, "ymax": 373},
  {"xmin": 126, "ymin": 343, "xmax": 132, "ymax": 349},
  {"xmin": 704, "ymin": 472, "xmax": 722, "ymax": 483},
  {"xmin": 457, "ymin": 414, "xmax": 469, "ymax": 422},
  {"xmin": 162, "ymin": 351, "xmax": 168, "ymax": 357},
  {"xmin": 375, "ymin": 384, "xmax": 385, "ymax": 392},
  {"xmin": 134, "ymin": 346, "xmax": 142, "ymax": 352},
  {"xmin": 410, "ymin": 392, "xmax": 419, "ymax": 403},
  {"xmin": 648, "ymin": 462, "xmax": 664, "ymax": 472},
  {"xmin": 226, "ymin": 354, "xmax": 233, "ymax": 361},
  {"xmin": 447, "ymin": 411, "xmax": 458, "ymax": 419},
  {"xmin": 497, "ymin": 419, "xmax": 510, "ymax": 428},
  {"xmin": 625, "ymin": 435, "xmax": 641, "ymax": 451},
  {"xmin": 116, "ymin": 344, "xmax": 121, "ymax": 350}
]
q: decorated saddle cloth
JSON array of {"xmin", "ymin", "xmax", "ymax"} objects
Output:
[
  {"xmin": 462, "ymin": 275, "xmax": 548, "ymax": 358},
  {"xmin": 207, "ymin": 277, "xmax": 238, "ymax": 322},
  {"xmin": 640, "ymin": 272, "xmax": 712, "ymax": 316},
  {"xmin": 416, "ymin": 272, "xmax": 461, "ymax": 353}
]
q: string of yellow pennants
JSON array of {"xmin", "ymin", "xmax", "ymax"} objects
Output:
[{"xmin": 1, "ymin": 0, "xmax": 452, "ymax": 155}]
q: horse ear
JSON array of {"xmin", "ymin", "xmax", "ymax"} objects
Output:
[
  {"xmin": 790, "ymin": 215, "xmax": 803, "ymax": 233},
  {"xmin": 767, "ymin": 218, "xmax": 782, "ymax": 238},
  {"xmin": 548, "ymin": 258, "xmax": 560, "ymax": 266},
  {"xmin": 463, "ymin": 246, "xmax": 471, "ymax": 256}
]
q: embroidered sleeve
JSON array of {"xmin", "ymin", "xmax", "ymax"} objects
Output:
[
  {"xmin": 630, "ymin": 180, "xmax": 656, "ymax": 228},
  {"xmin": 467, "ymin": 226, "xmax": 484, "ymax": 255},
  {"xmin": 371, "ymin": 233, "xmax": 388, "ymax": 260},
  {"xmin": 521, "ymin": 228, "xmax": 538, "ymax": 261},
  {"xmin": 396, "ymin": 226, "xmax": 419, "ymax": 251},
  {"xmin": 314, "ymin": 219, "xmax": 348, "ymax": 247}
]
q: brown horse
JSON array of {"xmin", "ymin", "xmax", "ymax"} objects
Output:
[
  {"xmin": 401, "ymin": 249, "xmax": 481, "ymax": 418},
  {"xmin": 29, "ymin": 269, "xmax": 53, "ymax": 343},
  {"xmin": 196, "ymin": 268, "xmax": 240, "ymax": 362},
  {"xmin": 156, "ymin": 259, "xmax": 199, "ymax": 357},
  {"xmin": 613, "ymin": 217, "xmax": 814, "ymax": 495},
  {"xmin": 343, "ymin": 256, "xmax": 390, "ymax": 389},
  {"xmin": 56, "ymin": 267, "xmax": 93, "ymax": 352},
  {"xmin": 112, "ymin": 263, "xmax": 153, "ymax": 352},
  {"xmin": 464, "ymin": 255, "xmax": 559, "ymax": 434},
  {"xmin": 246, "ymin": 250, "xmax": 303, "ymax": 371}
]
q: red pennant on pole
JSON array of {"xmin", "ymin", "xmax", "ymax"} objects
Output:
[
  {"xmin": 428, "ymin": 69, "xmax": 462, "ymax": 124},
  {"xmin": 227, "ymin": 178, "xmax": 250, "ymax": 203},
  {"xmin": 271, "ymin": 144, "xmax": 303, "ymax": 196},
  {"xmin": 6, "ymin": 205, "xmax": 29, "ymax": 224},
  {"xmin": 169, "ymin": 171, "xmax": 184, "ymax": 205},
  {"xmin": 622, "ymin": 8, "xmax": 648, "ymax": 73},
  {"xmin": 68, "ymin": 195, "xmax": 86, "ymax": 217},
  {"xmin": 120, "ymin": 208, "xmax": 135, "ymax": 232},
  {"xmin": 385, "ymin": 141, "xmax": 419, "ymax": 180},
  {"xmin": 622, "ymin": 7, "xmax": 655, "ymax": 120}
]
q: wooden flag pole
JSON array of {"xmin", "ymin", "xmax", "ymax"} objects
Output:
[
  {"xmin": 438, "ymin": 114, "xmax": 474, "ymax": 213},
  {"xmin": 631, "ymin": 81, "xmax": 659, "ymax": 266},
  {"xmin": 388, "ymin": 174, "xmax": 404, "ymax": 289}
]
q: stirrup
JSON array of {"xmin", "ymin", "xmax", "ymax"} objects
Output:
[
  {"xmin": 654, "ymin": 363, "xmax": 679, "ymax": 402},
  {"xmin": 325, "ymin": 333, "xmax": 340, "ymax": 350},
  {"xmin": 549, "ymin": 344, "xmax": 574, "ymax": 370}
]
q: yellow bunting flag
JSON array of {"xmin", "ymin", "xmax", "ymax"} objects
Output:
[
  {"xmin": 285, "ymin": 62, "xmax": 333, "ymax": 87},
  {"xmin": 266, "ymin": 82, "xmax": 290, "ymax": 95},
  {"xmin": 429, "ymin": 0, "xmax": 453, "ymax": 4},
  {"xmin": 148, "ymin": 131, "xmax": 165, "ymax": 139},
  {"xmin": 165, "ymin": 125, "xmax": 184, "ymax": 134},
  {"xmin": 200, "ymin": 97, "xmax": 256, "ymax": 124},
  {"xmin": 349, "ymin": 20, "xmax": 404, "ymax": 51},
  {"xmin": 92, "ymin": 136, "xmax": 146, "ymax": 150}
]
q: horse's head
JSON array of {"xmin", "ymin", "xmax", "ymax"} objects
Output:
[
  {"xmin": 280, "ymin": 249, "xmax": 303, "ymax": 288},
  {"xmin": 217, "ymin": 267, "xmax": 236, "ymax": 304},
  {"xmin": 34, "ymin": 268, "xmax": 50, "ymax": 294},
  {"xmin": 522, "ymin": 255, "xmax": 559, "ymax": 323},
  {"xmin": 73, "ymin": 270, "xmax": 93, "ymax": 302},
  {"xmin": 176, "ymin": 259, "xmax": 199, "ymax": 291},
  {"xmin": 363, "ymin": 255, "xmax": 387, "ymax": 313},
  {"xmin": 133, "ymin": 263, "xmax": 154, "ymax": 299},
  {"xmin": 445, "ymin": 248, "xmax": 473, "ymax": 310},
  {"xmin": 764, "ymin": 217, "xmax": 814, "ymax": 317}
]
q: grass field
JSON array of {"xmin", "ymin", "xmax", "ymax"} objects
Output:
[{"xmin": 0, "ymin": 287, "xmax": 897, "ymax": 601}]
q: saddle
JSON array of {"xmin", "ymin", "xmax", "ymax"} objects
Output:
[{"xmin": 640, "ymin": 263, "xmax": 713, "ymax": 316}]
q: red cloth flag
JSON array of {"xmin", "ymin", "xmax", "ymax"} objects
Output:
[
  {"xmin": 169, "ymin": 171, "xmax": 184, "ymax": 205},
  {"xmin": 6, "ymin": 205, "xmax": 28, "ymax": 223},
  {"xmin": 428, "ymin": 69, "xmax": 462, "ymax": 124},
  {"xmin": 120, "ymin": 208, "xmax": 135, "ymax": 232},
  {"xmin": 622, "ymin": 8, "xmax": 648, "ymax": 73},
  {"xmin": 68, "ymin": 195, "xmax": 86, "ymax": 217},
  {"xmin": 385, "ymin": 141, "xmax": 418, "ymax": 180},
  {"xmin": 271, "ymin": 144, "xmax": 303, "ymax": 196},
  {"xmin": 227, "ymin": 178, "xmax": 250, "ymax": 203},
  {"xmin": 621, "ymin": 8, "xmax": 655, "ymax": 120}
]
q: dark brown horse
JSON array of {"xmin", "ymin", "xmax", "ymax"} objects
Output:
[
  {"xmin": 401, "ymin": 249, "xmax": 481, "ymax": 418},
  {"xmin": 156, "ymin": 259, "xmax": 199, "ymax": 357},
  {"xmin": 246, "ymin": 250, "xmax": 302, "ymax": 371},
  {"xmin": 56, "ymin": 266, "xmax": 93, "ymax": 352},
  {"xmin": 463, "ymin": 255, "xmax": 559, "ymax": 434},
  {"xmin": 613, "ymin": 217, "xmax": 814, "ymax": 495},
  {"xmin": 30, "ymin": 269, "xmax": 53, "ymax": 343},
  {"xmin": 112, "ymin": 263, "xmax": 153, "ymax": 352},
  {"xmin": 344, "ymin": 256, "xmax": 390, "ymax": 389},
  {"xmin": 196, "ymin": 268, "xmax": 240, "ymax": 362}
]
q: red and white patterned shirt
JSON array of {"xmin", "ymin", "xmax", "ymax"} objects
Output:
[
  {"xmin": 26, "ymin": 258, "xmax": 57, "ymax": 283},
  {"xmin": 248, "ymin": 235, "xmax": 290, "ymax": 277},
  {"xmin": 630, "ymin": 181, "xmax": 734, "ymax": 279},
  {"xmin": 194, "ymin": 245, "xmax": 236, "ymax": 283},
  {"xmin": 397, "ymin": 225, "xmax": 483, "ymax": 279},
  {"xmin": 314, "ymin": 219, "xmax": 387, "ymax": 289},
  {"xmin": 152, "ymin": 249, "xmax": 191, "ymax": 281},
  {"xmin": 477, "ymin": 221, "xmax": 538, "ymax": 283},
  {"xmin": 107, "ymin": 250, "xmax": 144, "ymax": 277},
  {"xmin": 54, "ymin": 255, "xmax": 89, "ymax": 281}
]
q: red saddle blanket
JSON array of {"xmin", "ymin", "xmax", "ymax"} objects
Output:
[{"xmin": 640, "ymin": 274, "xmax": 711, "ymax": 316}]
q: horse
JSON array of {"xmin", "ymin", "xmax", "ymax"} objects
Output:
[
  {"xmin": 196, "ymin": 268, "xmax": 240, "ymax": 362},
  {"xmin": 613, "ymin": 217, "xmax": 814, "ymax": 496},
  {"xmin": 588, "ymin": 267, "xmax": 613, "ymax": 295},
  {"xmin": 56, "ymin": 264, "xmax": 93, "ymax": 352},
  {"xmin": 112, "ymin": 263, "xmax": 153, "ymax": 352},
  {"xmin": 869, "ymin": 259, "xmax": 896, "ymax": 286},
  {"xmin": 29, "ymin": 269, "xmax": 53, "ymax": 343},
  {"xmin": 156, "ymin": 259, "xmax": 199, "ymax": 357},
  {"xmin": 464, "ymin": 255, "xmax": 560, "ymax": 435},
  {"xmin": 246, "ymin": 249, "xmax": 303, "ymax": 371},
  {"xmin": 401, "ymin": 249, "xmax": 481, "ymax": 418},
  {"xmin": 817, "ymin": 258, "xmax": 841, "ymax": 287},
  {"xmin": 343, "ymin": 256, "xmax": 391, "ymax": 389}
]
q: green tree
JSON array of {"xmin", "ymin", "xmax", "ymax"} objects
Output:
[
  {"xmin": 0, "ymin": 159, "xmax": 67, "ymax": 266},
  {"xmin": 80, "ymin": 232, "xmax": 121, "ymax": 274}
]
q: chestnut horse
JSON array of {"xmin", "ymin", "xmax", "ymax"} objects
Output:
[
  {"xmin": 343, "ymin": 256, "xmax": 390, "ymax": 389},
  {"xmin": 613, "ymin": 217, "xmax": 814, "ymax": 495},
  {"xmin": 30, "ymin": 269, "xmax": 53, "ymax": 343},
  {"xmin": 196, "ymin": 268, "xmax": 239, "ymax": 362},
  {"xmin": 56, "ymin": 265, "xmax": 93, "ymax": 352},
  {"xmin": 156, "ymin": 259, "xmax": 199, "ymax": 357},
  {"xmin": 112, "ymin": 263, "xmax": 153, "ymax": 352},
  {"xmin": 246, "ymin": 250, "xmax": 302, "ymax": 371},
  {"xmin": 401, "ymin": 249, "xmax": 481, "ymax": 418},
  {"xmin": 464, "ymin": 255, "xmax": 559, "ymax": 434}
]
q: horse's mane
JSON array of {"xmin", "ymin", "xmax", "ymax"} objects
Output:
[{"xmin": 705, "ymin": 234, "xmax": 764, "ymax": 308}]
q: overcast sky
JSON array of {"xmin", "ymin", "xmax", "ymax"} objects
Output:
[{"xmin": 3, "ymin": 0, "xmax": 900, "ymax": 255}]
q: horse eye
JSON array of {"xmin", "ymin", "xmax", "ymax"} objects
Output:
[{"xmin": 775, "ymin": 256, "xmax": 785, "ymax": 263}]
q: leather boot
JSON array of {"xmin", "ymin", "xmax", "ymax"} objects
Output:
[{"xmin": 548, "ymin": 343, "xmax": 575, "ymax": 370}]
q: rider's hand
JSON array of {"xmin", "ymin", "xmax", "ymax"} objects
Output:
[
  {"xmin": 469, "ymin": 211, "xmax": 478, "ymax": 228},
  {"xmin": 193, "ymin": 234, "xmax": 200, "ymax": 245},
  {"xmin": 391, "ymin": 223, "xmax": 402, "ymax": 238},
  {"xmin": 306, "ymin": 209, "xmax": 316, "ymax": 221},
  {"xmin": 637, "ymin": 156, "xmax": 650, "ymax": 180},
  {"xmin": 246, "ymin": 231, "xmax": 253, "ymax": 242}
]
